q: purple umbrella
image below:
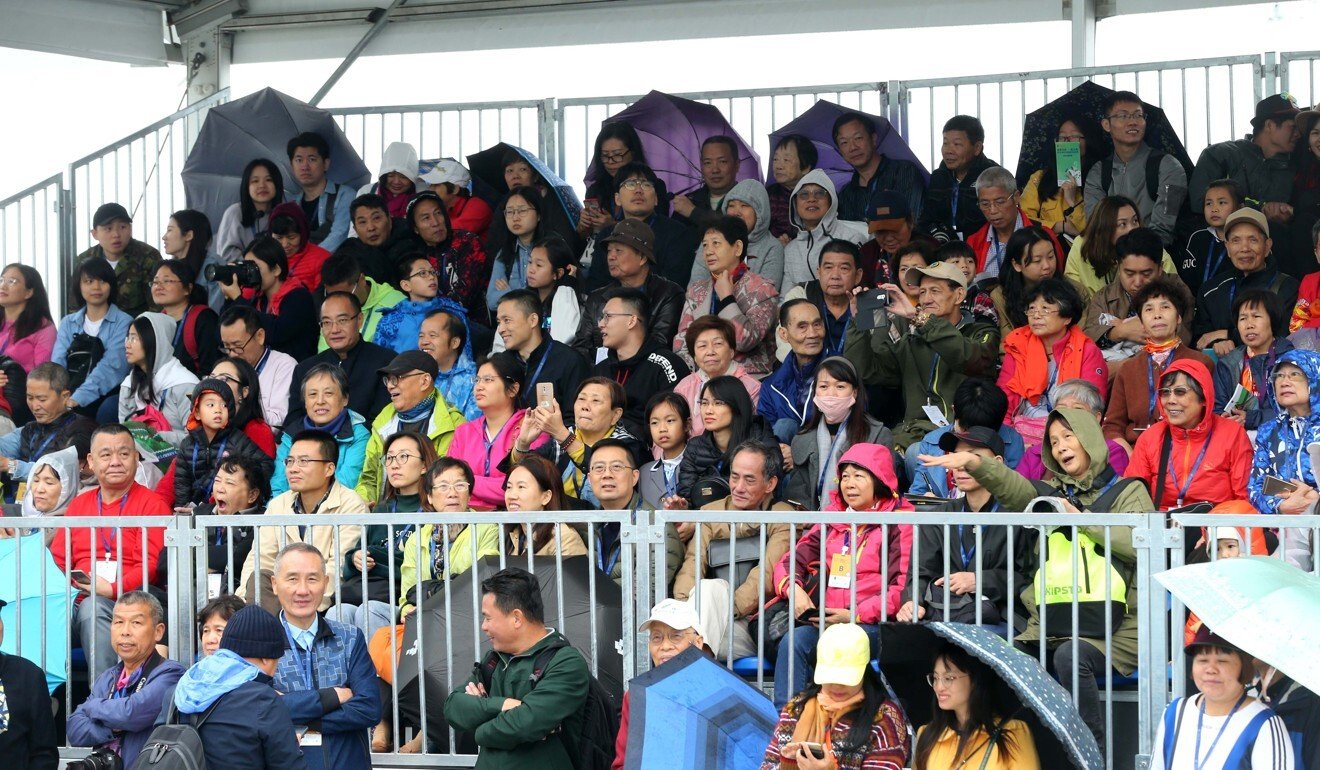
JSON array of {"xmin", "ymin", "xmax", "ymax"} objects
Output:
[
  {"xmin": 583, "ymin": 90, "xmax": 761, "ymax": 197},
  {"xmin": 766, "ymin": 101, "xmax": 928, "ymax": 191}
]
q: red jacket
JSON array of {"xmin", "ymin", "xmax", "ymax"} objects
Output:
[
  {"xmin": 269, "ymin": 201, "xmax": 331, "ymax": 292},
  {"xmin": 1125, "ymin": 358, "xmax": 1252, "ymax": 509},
  {"xmin": 773, "ymin": 444, "xmax": 913, "ymax": 623},
  {"xmin": 49, "ymin": 484, "xmax": 171, "ymax": 596},
  {"xmin": 966, "ymin": 210, "xmax": 1065, "ymax": 275},
  {"xmin": 611, "ymin": 690, "xmax": 631, "ymax": 770},
  {"xmin": 447, "ymin": 195, "xmax": 493, "ymax": 240}
]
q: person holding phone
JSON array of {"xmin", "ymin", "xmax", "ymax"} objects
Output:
[{"xmin": 761, "ymin": 623, "xmax": 910, "ymax": 770}]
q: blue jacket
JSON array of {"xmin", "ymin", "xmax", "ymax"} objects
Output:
[
  {"xmin": 371, "ymin": 297, "xmax": 446, "ymax": 354},
  {"xmin": 298, "ymin": 181, "xmax": 355, "ymax": 254},
  {"xmin": 1213, "ymin": 337, "xmax": 1294, "ymax": 431},
  {"xmin": 757, "ymin": 353, "xmax": 821, "ymax": 443},
  {"xmin": 160, "ymin": 649, "xmax": 306, "ymax": 770},
  {"xmin": 436, "ymin": 351, "xmax": 480, "ymax": 421},
  {"xmin": 274, "ymin": 617, "xmax": 381, "ymax": 770},
  {"xmin": 905, "ymin": 423, "xmax": 1026, "ymax": 497},
  {"xmin": 52, "ymin": 306, "xmax": 133, "ymax": 407},
  {"xmin": 66, "ymin": 654, "xmax": 185, "ymax": 770},
  {"xmin": 1249, "ymin": 349, "xmax": 1320, "ymax": 514},
  {"xmin": 271, "ymin": 410, "xmax": 371, "ymax": 496}
]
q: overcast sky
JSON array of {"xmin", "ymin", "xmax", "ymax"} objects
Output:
[{"xmin": 1, "ymin": 0, "xmax": 1318, "ymax": 201}]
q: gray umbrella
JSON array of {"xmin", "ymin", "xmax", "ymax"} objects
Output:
[{"xmin": 182, "ymin": 87, "xmax": 371, "ymax": 234}]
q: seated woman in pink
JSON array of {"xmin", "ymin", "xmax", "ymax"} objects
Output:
[
  {"xmin": 444, "ymin": 351, "xmax": 547, "ymax": 509},
  {"xmin": 672, "ymin": 315, "xmax": 760, "ymax": 435},
  {"xmin": 0, "ymin": 263, "xmax": 56, "ymax": 371}
]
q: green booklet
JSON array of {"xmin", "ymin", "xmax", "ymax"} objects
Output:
[{"xmin": 1055, "ymin": 140, "xmax": 1082, "ymax": 186}]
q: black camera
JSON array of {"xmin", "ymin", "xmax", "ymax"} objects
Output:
[
  {"xmin": 204, "ymin": 260, "xmax": 262, "ymax": 289},
  {"xmin": 854, "ymin": 288, "xmax": 891, "ymax": 331},
  {"xmin": 67, "ymin": 748, "xmax": 123, "ymax": 770}
]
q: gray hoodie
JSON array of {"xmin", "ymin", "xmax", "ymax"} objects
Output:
[
  {"xmin": 782, "ymin": 169, "xmax": 869, "ymax": 288},
  {"xmin": 118, "ymin": 311, "xmax": 200, "ymax": 446},
  {"xmin": 688, "ymin": 179, "xmax": 786, "ymax": 289}
]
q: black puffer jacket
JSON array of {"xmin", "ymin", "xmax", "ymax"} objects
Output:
[
  {"xmin": 676, "ymin": 416, "xmax": 778, "ymax": 500},
  {"xmin": 175, "ymin": 379, "xmax": 275, "ymax": 506},
  {"xmin": 570, "ymin": 271, "xmax": 685, "ymax": 363}
]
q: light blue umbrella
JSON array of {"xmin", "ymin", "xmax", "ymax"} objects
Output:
[
  {"xmin": 0, "ymin": 532, "xmax": 70, "ymax": 693},
  {"xmin": 1155, "ymin": 556, "xmax": 1320, "ymax": 693}
]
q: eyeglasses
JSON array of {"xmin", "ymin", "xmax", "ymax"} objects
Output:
[
  {"xmin": 588, "ymin": 462, "xmax": 634, "ymax": 476},
  {"xmin": 408, "ymin": 268, "xmax": 438, "ymax": 280},
  {"xmin": 149, "ymin": 278, "xmax": 181, "ymax": 288},
  {"xmin": 212, "ymin": 373, "xmax": 242, "ymax": 386},
  {"xmin": 319, "ymin": 313, "xmax": 361, "ymax": 330},
  {"xmin": 977, "ymin": 196, "xmax": 1014, "ymax": 211},
  {"xmin": 383, "ymin": 452, "xmax": 417, "ymax": 466},
  {"xmin": 1025, "ymin": 307, "xmax": 1060, "ymax": 318},
  {"xmin": 648, "ymin": 630, "xmax": 694, "ymax": 646},
  {"xmin": 0, "ymin": 276, "xmax": 21, "ymax": 287},
  {"xmin": 601, "ymin": 150, "xmax": 630, "ymax": 163},
  {"xmin": 504, "ymin": 206, "xmax": 535, "ymax": 218},
  {"xmin": 1107, "ymin": 111, "xmax": 1146, "ymax": 122},
  {"xmin": 381, "ymin": 371, "xmax": 428, "ymax": 388},
  {"xmin": 125, "ymin": 332, "xmax": 140, "ymax": 343},
  {"xmin": 1157, "ymin": 386, "xmax": 1197, "ymax": 399},
  {"xmin": 283, "ymin": 456, "xmax": 332, "ymax": 468},
  {"xmin": 599, "ymin": 311, "xmax": 635, "ymax": 324},
  {"xmin": 796, "ymin": 189, "xmax": 829, "ymax": 201},
  {"xmin": 926, "ymin": 673, "xmax": 969, "ymax": 688},
  {"xmin": 619, "ymin": 178, "xmax": 655, "ymax": 191},
  {"xmin": 432, "ymin": 481, "xmax": 472, "ymax": 493},
  {"xmin": 1056, "ymin": 133, "xmax": 1086, "ymax": 143},
  {"xmin": 1273, "ymin": 370, "xmax": 1307, "ymax": 383},
  {"xmin": 475, "ymin": 374, "xmax": 510, "ymax": 385},
  {"xmin": 221, "ymin": 332, "xmax": 256, "ymax": 354},
  {"xmin": 697, "ymin": 398, "xmax": 729, "ymax": 409}
]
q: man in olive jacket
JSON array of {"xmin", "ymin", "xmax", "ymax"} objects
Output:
[{"xmin": 444, "ymin": 568, "xmax": 589, "ymax": 770}]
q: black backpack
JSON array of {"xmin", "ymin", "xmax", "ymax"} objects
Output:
[
  {"xmin": 0, "ymin": 356, "xmax": 31, "ymax": 425},
  {"xmin": 138, "ymin": 698, "xmax": 223, "ymax": 770},
  {"xmin": 64, "ymin": 331, "xmax": 105, "ymax": 391},
  {"xmin": 476, "ymin": 640, "xmax": 619, "ymax": 770}
]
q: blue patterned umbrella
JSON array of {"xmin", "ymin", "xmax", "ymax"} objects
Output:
[
  {"xmin": 466, "ymin": 143, "xmax": 582, "ymax": 229},
  {"xmin": 625, "ymin": 646, "xmax": 778, "ymax": 770},
  {"xmin": 880, "ymin": 622, "xmax": 1103, "ymax": 770}
]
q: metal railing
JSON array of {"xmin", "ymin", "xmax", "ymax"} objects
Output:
[
  {"xmin": 3, "ymin": 506, "xmax": 1248, "ymax": 769},
  {"xmin": 5, "ymin": 49, "xmax": 1317, "ymax": 314}
]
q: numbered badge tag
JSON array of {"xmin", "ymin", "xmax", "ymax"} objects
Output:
[
  {"xmin": 922, "ymin": 404, "xmax": 950, "ymax": 427},
  {"xmin": 828, "ymin": 552, "xmax": 853, "ymax": 589}
]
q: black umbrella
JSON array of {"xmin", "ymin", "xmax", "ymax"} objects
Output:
[
  {"xmin": 395, "ymin": 555, "xmax": 624, "ymax": 742},
  {"xmin": 182, "ymin": 87, "xmax": 371, "ymax": 236},
  {"xmin": 879, "ymin": 622, "xmax": 1103, "ymax": 770},
  {"xmin": 1014, "ymin": 80, "xmax": 1194, "ymax": 190}
]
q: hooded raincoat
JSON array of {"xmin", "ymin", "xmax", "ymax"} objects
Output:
[
  {"xmin": 1248, "ymin": 350, "xmax": 1320, "ymax": 570},
  {"xmin": 966, "ymin": 408, "xmax": 1153, "ymax": 673},
  {"xmin": 19, "ymin": 447, "xmax": 80, "ymax": 542},
  {"xmin": 781, "ymin": 170, "xmax": 869, "ymax": 289},
  {"xmin": 162, "ymin": 649, "xmax": 306, "ymax": 770},
  {"xmin": 118, "ymin": 311, "xmax": 201, "ymax": 445},
  {"xmin": 360, "ymin": 142, "xmax": 426, "ymax": 219},
  {"xmin": 688, "ymin": 179, "xmax": 787, "ymax": 288},
  {"xmin": 1126, "ymin": 358, "xmax": 1253, "ymax": 510},
  {"xmin": 772, "ymin": 443, "xmax": 913, "ymax": 623}
]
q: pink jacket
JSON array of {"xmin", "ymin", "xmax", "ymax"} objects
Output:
[
  {"xmin": 0, "ymin": 320, "xmax": 55, "ymax": 371},
  {"xmin": 773, "ymin": 444, "xmax": 913, "ymax": 623},
  {"xmin": 674, "ymin": 270, "xmax": 781, "ymax": 378},
  {"xmin": 673, "ymin": 366, "xmax": 762, "ymax": 435},
  {"xmin": 446, "ymin": 409, "xmax": 547, "ymax": 510}
]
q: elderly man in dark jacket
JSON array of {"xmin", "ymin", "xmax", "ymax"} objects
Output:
[{"xmin": 159, "ymin": 605, "xmax": 306, "ymax": 770}]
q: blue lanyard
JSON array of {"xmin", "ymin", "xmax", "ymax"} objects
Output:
[
  {"xmin": 192, "ymin": 436, "xmax": 229, "ymax": 501},
  {"xmin": 1146, "ymin": 356, "xmax": 1159, "ymax": 424},
  {"xmin": 1193, "ymin": 692, "xmax": 1249, "ymax": 770},
  {"xmin": 815, "ymin": 419, "xmax": 850, "ymax": 499},
  {"xmin": 482, "ymin": 416, "xmax": 514, "ymax": 476},
  {"xmin": 596, "ymin": 525, "xmax": 622, "ymax": 575},
  {"xmin": 662, "ymin": 463, "xmax": 678, "ymax": 498},
  {"xmin": 255, "ymin": 346, "xmax": 271, "ymax": 375},
  {"xmin": 1167, "ymin": 426, "xmax": 1215, "ymax": 507},
  {"xmin": 1203, "ymin": 237, "xmax": 1226, "ymax": 287},
  {"xmin": 950, "ymin": 179, "xmax": 961, "ymax": 226},
  {"xmin": 281, "ymin": 621, "xmax": 315, "ymax": 691},
  {"xmin": 96, "ymin": 492, "xmax": 130, "ymax": 558},
  {"xmin": 32, "ymin": 413, "xmax": 75, "ymax": 460},
  {"xmin": 821, "ymin": 305, "xmax": 851, "ymax": 357},
  {"xmin": 957, "ymin": 502, "xmax": 999, "ymax": 567}
]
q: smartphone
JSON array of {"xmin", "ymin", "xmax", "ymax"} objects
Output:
[
  {"xmin": 801, "ymin": 742, "xmax": 826, "ymax": 760},
  {"xmin": 584, "ymin": 196, "xmax": 601, "ymax": 214},
  {"xmin": 1263, "ymin": 475, "xmax": 1299, "ymax": 497},
  {"xmin": 855, "ymin": 288, "xmax": 891, "ymax": 331},
  {"xmin": 536, "ymin": 382, "xmax": 554, "ymax": 409},
  {"xmin": 70, "ymin": 570, "xmax": 92, "ymax": 584}
]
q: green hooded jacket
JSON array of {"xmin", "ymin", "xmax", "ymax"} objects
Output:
[
  {"xmin": 966, "ymin": 407, "xmax": 1152, "ymax": 673},
  {"xmin": 444, "ymin": 630, "xmax": 589, "ymax": 770}
]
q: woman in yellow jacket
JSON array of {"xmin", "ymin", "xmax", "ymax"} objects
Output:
[{"xmin": 913, "ymin": 644, "xmax": 1040, "ymax": 770}]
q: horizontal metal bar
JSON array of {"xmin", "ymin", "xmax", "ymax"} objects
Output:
[
  {"xmin": 653, "ymin": 508, "xmax": 1144, "ymax": 528},
  {"xmin": 1171, "ymin": 513, "xmax": 1320, "ymax": 527},
  {"xmin": 324, "ymin": 100, "xmax": 545, "ymax": 117},
  {"xmin": 0, "ymin": 174, "xmax": 63, "ymax": 209},
  {"xmin": 900, "ymin": 54, "xmax": 1262, "ymax": 89},
  {"xmin": 556, "ymin": 81, "xmax": 885, "ymax": 109}
]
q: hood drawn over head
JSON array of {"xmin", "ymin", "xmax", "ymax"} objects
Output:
[
  {"xmin": 789, "ymin": 168, "xmax": 840, "ymax": 233},
  {"xmin": 1041, "ymin": 407, "xmax": 1111, "ymax": 489}
]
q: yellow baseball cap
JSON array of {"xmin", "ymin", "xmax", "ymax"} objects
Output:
[{"xmin": 813, "ymin": 623, "xmax": 872, "ymax": 686}]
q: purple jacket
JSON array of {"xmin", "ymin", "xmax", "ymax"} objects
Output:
[
  {"xmin": 67, "ymin": 654, "xmax": 185, "ymax": 770},
  {"xmin": 1015, "ymin": 438, "xmax": 1130, "ymax": 482}
]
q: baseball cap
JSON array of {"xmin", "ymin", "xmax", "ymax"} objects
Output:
[
  {"xmin": 638, "ymin": 598, "xmax": 701, "ymax": 633},
  {"xmin": 601, "ymin": 219, "xmax": 655, "ymax": 261},
  {"xmin": 1251, "ymin": 93, "xmax": 1300, "ymax": 130},
  {"xmin": 1184, "ymin": 625, "xmax": 1240, "ymax": 656},
  {"xmin": 938, "ymin": 426, "xmax": 1006, "ymax": 457},
  {"xmin": 378, "ymin": 349, "xmax": 439, "ymax": 380},
  {"xmin": 420, "ymin": 158, "xmax": 471, "ymax": 188},
  {"xmin": 93, "ymin": 203, "xmax": 132, "ymax": 229},
  {"xmin": 814, "ymin": 623, "xmax": 872, "ymax": 686},
  {"xmin": 1223, "ymin": 207, "xmax": 1269, "ymax": 238},
  {"xmin": 866, "ymin": 191, "xmax": 912, "ymax": 234},
  {"xmin": 905, "ymin": 260, "xmax": 968, "ymax": 290}
]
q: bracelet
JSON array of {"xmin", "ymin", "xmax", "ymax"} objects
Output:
[{"xmin": 559, "ymin": 433, "xmax": 577, "ymax": 453}]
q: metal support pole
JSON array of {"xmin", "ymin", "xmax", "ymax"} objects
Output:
[
  {"xmin": 183, "ymin": 26, "xmax": 231, "ymax": 105},
  {"xmin": 539, "ymin": 98, "xmax": 559, "ymax": 176},
  {"xmin": 1070, "ymin": 0, "xmax": 1097, "ymax": 82},
  {"xmin": 310, "ymin": 0, "xmax": 407, "ymax": 107}
]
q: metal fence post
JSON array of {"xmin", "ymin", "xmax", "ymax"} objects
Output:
[
  {"xmin": 539, "ymin": 98, "xmax": 559, "ymax": 177},
  {"xmin": 885, "ymin": 80, "xmax": 907, "ymax": 141},
  {"xmin": 1130, "ymin": 511, "xmax": 1171, "ymax": 770},
  {"xmin": 1260, "ymin": 51, "xmax": 1277, "ymax": 103},
  {"xmin": 164, "ymin": 514, "xmax": 203, "ymax": 663}
]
